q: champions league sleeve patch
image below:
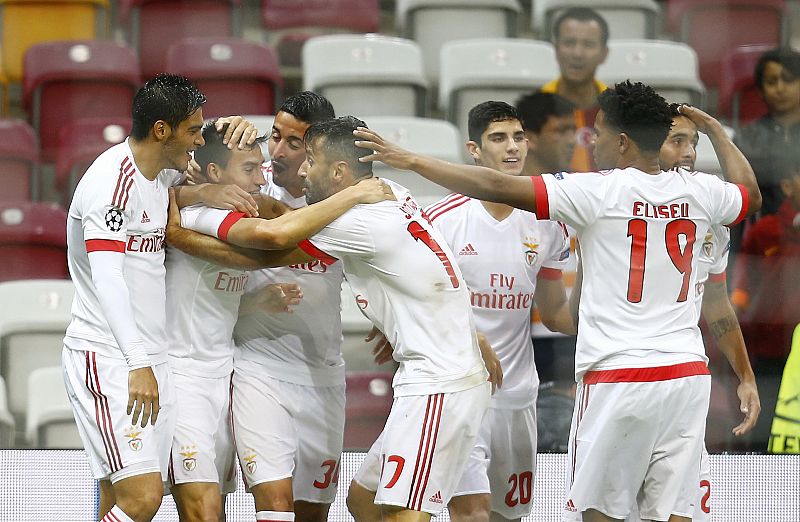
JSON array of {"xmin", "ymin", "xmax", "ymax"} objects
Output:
[{"xmin": 104, "ymin": 207, "xmax": 125, "ymax": 232}]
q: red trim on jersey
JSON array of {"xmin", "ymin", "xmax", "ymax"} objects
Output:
[
  {"xmin": 708, "ymin": 271, "xmax": 727, "ymax": 283},
  {"xmin": 583, "ymin": 361, "xmax": 710, "ymax": 384},
  {"xmin": 102, "ymin": 511, "xmax": 122, "ymax": 522},
  {"xmin": 727, "ymin": 184, "xmax": 749, "ymax": 226},
  {"xmin": 531, "ymin": 176, "xmax": 549, "ymax": 219},
  {"xmin": 425, "ymin": 194, "xmax": 469, "ymax": 223},
  {"xmin": 217, "ymin": 212, "xmax": 246, "ymax": 242},
  {"xmin": 86, "ymin": 239, "xmax": 125, "ymax": 253},
  {"xmin": 297, "ymin": 239, "xmax": 338, "ymax": 265},
  {"xmin": 538, "ymin": 267, "xmax": 563, "ymax": 280},
  {"xmin": 112, "ymin": 158, "xmax": 136, "ymax": 210},
  {"xmin": 425, "ymin": 193, "xmax": 463, "ymax": 215},
  {"xmin": 85, "ymin": 352, "xmax": 123, "ymax": 473}
]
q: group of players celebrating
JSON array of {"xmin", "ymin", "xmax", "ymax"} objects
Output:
[{"xmin": 64, "ymin": 73, "xmax": 761, "ymax": 522}]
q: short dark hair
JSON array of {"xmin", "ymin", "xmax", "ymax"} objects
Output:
[
  {"xmin": 598, "ymin": 81, "xmax": 673, "ymax": 152},
  {"xmin": 194, "ymin": 119, "xmax": 267, "ymax": 174},
  {"xmin": 304, "ymin": 116, "xmax": 373, "ymax": 178},
  {"xmin": 278, "ymin": 91, "xmax": 335, "ymax": 125},
  {"xmin": 467, "ymin": 101, "xmax": 520, "ymax": 142},
  {"xmin": 131, "ymin": 73, "xmax": 206, "ymax": 140},
  {"xmin": 516, "ymin": 92, "xmax": 575, "ymax": 133},
  {"xmin": 754, "ymin": 47, "xmax": 800, "ymax": 90},
  {"xmin": 552, "ymin": 7, "xmax": 609, "ymax": 47}
]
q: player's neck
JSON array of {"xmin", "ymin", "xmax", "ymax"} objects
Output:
[
  {"xmin": 557, "ymin": 77, "xmax": 599, "ymax": 109},
  {"xmin": 621, "ymin": 155, "xmax": 661, "ymax": 175},
  {"xmin": 128, "ymin": 138, "xmax": 164, "ymax": 181},
  {"xmin": 481, "ymin": 200, "xmax": 514, "ymax": 221}
]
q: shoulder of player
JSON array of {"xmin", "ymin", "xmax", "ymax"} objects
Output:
[
  {"xmin": 424, "ymin": 193, "xmax": 471, "ymax": 223},
  {"xmin": 75, "ymin": 148, "xmax": 141, "ymax": 209}
]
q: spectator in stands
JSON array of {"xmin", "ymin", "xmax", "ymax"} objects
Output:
[
  {"xmin": 732, "ymin": 147, "xmax": 800, "ymax": 451},
  {"xmin": 541, "ymin": 7, "xmax": 609, "ymax": 172},
  {"xmin": 516, "ymin": 92, "xmax": 576, "ymax": 177},
  {"xmin": 736, "ymin": 47, "xmax": 800, "ymax": 216}
]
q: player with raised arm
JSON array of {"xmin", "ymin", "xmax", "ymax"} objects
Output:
[
  {"xmin": 167, "ymin": 116, "xmax": 494, "ymax": 522},
  {"xmin": 427, "ymin": 101, "xmax": 574, "ymax": 522},
  {"xmin": 353, "ymin": 81, "xmax": 761, "ymax": 522},
  {"xmin": 62, "ymin": 74, "xmax": 262, "ymax": 522}
]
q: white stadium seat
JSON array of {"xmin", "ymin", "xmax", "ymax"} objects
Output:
[
  {"xmin": 0, "ymin": 376, "xmax": 15, "ymax": 447},
  {"xmin": 533, "ymin": 0, "xmax": 660, "ymax": 40},
  {"xmin": 26, "ymin": 366, "xmax": 81, "ymax": 448}
]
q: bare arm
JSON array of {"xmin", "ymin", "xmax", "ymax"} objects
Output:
[
  {"xmin": 354, "ymin": 127, "xmax": 538, "ymax": 212},
  {"xmin": 701, "ymin": 278, "xmax": 761, "ymax": 436},
  {"xmin": 173, "ymin": 183, "xmax": 259, "ymax": 217},
  {"xmin": 678, "ymin": 105, "xmax": 762, "ymax": 215},
  {"xmin": 535, "ymin": 275, "xmax": 577, "ymax": 335},
  {"xmin": 225, "ymin": 178, "xmax": 394, "ymax": 250},
  {"xmin": 254, "ymin": 194, "xmax": 292, "ymax": 218}
]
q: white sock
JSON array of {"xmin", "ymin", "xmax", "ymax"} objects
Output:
[
  {"xmin": 101, "ymin": 505, "xmax": 135, "ymax": 522},
  {"xmin": 256, "ymin": 511, "xmax": 295, "ymax": 522}
]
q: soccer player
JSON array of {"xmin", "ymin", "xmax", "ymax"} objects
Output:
[
  {"xmin": 62, "ymin": 74, "xmax": 260, "ymax": 522},
  {"xmin": 353, "ymin": 81, "xmax": 761, "ymax": 522},
  {"xmin": 516, "ymin": 92, "xmax": 576, "ymax": 178},
  {"xmin": 427, "ymin": 101, "xmax": 574, "ymax": 522},
  {"xmin": 167, "ymin": 116, "xmax": 494, "ymax": 522}
]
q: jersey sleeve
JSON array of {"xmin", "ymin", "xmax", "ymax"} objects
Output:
[
  {"xmin": 708, "ymin": 224, "xmax": 731, "ymax": 281},
  {"xmin": 80, "ymin": 170, "xmax": 136, "ymax": 251},
  {"xmin": 701, "ymin": 174, "xmax": 748, "ymax": 226},
  {"xmin": 531, "ymin": 173, "xmax": 607, "ymax": 229},
  {"xmin": 298, "ymin": 211, "xmax": 375, "ymax": 265},
  {"xmin": 181, "ymin": 205, "xmax": 246, "ymax": 242},
  {"xmin": 541, "ymin": 220, "xmax": 571, "ymax": 273}
]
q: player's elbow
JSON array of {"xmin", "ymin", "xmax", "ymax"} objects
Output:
[
  {"xmin": 747, "ymin": 186, "xmax": 762, "ymax": 216},
  {"xmin": 253, "ymin": 222, "xmax": 296, "ymax": 250}
]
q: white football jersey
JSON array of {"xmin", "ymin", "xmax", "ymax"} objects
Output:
[
  {"xmin": 65, "ymin": 140, "xmax": 183, "ymax": 363},
  {"xmin": 233, "ymin": 160, "xmax": 346, "ymax": 387},
  {"xmin": 299, "ymin": 181, "xmax": 488, "ymax": 397},
  {"xmin": 166, "ymin": 205, "xmax": 247, "ymax": 378},
  {"xmin": 694, "ymin": 224, "xmax": 730, "ymax": 314},
  {"xmin": 426, "ymin": 194, "xmax": 570, "ymax": 408},
  {"xmin": 531, "ymin": 168, "xmax": 747, "ymax": 378}
]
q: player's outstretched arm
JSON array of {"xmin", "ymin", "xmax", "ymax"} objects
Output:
[
  {"xmin": 535, "ymin": 276, "xmax": 577, "ymax": 335},
  {"xmin": 354, "ymin": 127, "xmax": 538, "ymax": 213},
  {"xmin": 702, "ymin": 279, "xmax": 761, "ymax": 436},
  {"xmin": 678, "ymin": 105, "xmax": 762, "ymax": 216},
  {"xmin": 225, "ymin": 177, "xmax": 394, "ymax": 250}
]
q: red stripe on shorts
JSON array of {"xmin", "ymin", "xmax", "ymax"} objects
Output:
[
  {"xmin": 85, "ymin": 352, "xmax": 123, "ymax": 472},
  {"xmin": 583, "ymin": 361, "xmax": 710, "ymax": 384}
]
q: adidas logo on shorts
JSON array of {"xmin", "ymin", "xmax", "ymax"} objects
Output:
[
  {"xmin": 565, "ymin": 499, "xmax": 577, "ymax": 512},
  {"xmin": 429, "ymin": 491, "xmax": 443, "ymax": 504},
  {"xmin": 459, "ymin": 243, "xmax": 478, "ymax": 256}
]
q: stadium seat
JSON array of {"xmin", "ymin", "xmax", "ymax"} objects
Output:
[
  {"xmin": 344, "ymin": 371, "xmax": 393, "ymax": 450},
  {"xmin": 0, "ymin": 0, "xmax": 109, "ymax": 83},
  {"xmin": 396, "ymin": 0, "xmax": 521, "ymax": 84},
  {"xmin": 164, "ymin": 37, "xmax": 282, "ymax": 119},
  {"xmin": 261, "ymin": 0, "xmax": 380, "ymax": 68},
  {"xmin": 302, "ymin": 35, "xmax": 428, "ymax": 118},
  {"xmin": 0, "ymin": 202, "xmax": 68, "ymax": 283},
  {"xmin": 26, "ymin": 367, "xmax": 80, "ymax": 448},
  {"xmin": 22, "ymin": 40, "xmax": 140, "ymax": 163},
  {"xmin": 533, "ymin": 0, "xmax": 660, "ymax": 40},
  {"xmin": 55, "ymin": 117, "xmax": 131, "ymax": 204},
  {"xmin": 0, "ymin": 376, "xmax": 14, "ymax": 447},
  {"xmin": 666, "ymin": 0, "xmax": 788, "ymax": 90},
  {"xmin": 0, "ymin": 119, "xmax": 39, "ymax": 202},
  {"xmin": 439, "ymin": 38, "xmax": 558, "ymax": 141},
  {"xmin": 717, "ymin": 44, "xmax": 772, "ymax": 129},
  {"xmin": 364, "ymin": 116, "xmax": 461, "ymax": 206},
  {"xmin": 0, "ymin": 279, "xmax": 74, "ymax": 423},
  {"xmin": 117, "ymin": 0, "xmax": 242, "ymax": 79},
  {"xmin": 597, "ymin": 40, "xmax": 705, "ymax": 107}
]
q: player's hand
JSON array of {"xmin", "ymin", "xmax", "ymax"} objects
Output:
[
  {"xmin": 184, "ymin": 158, "xmax": 202, "ymax": 185},
  {"xmin": 216, "ymin": 116, "xmax": 259, "ymax": 150},
  {"xmin": 201, "ymin": 184, "xmax": 259, "ymax": 217},
  {"xmin": 349, "ymin": 177, "xmax": 396, "ymax": 204},
  {"xmin": 127, "ymin": 367, "xmax": 160, "ymax": 428},
  {"xmin": 353, "ymin": 127, "xmax": 416, "ymax": 171},
  {"xmin": 366, "ymin": 326, "xmax": 394, "ymax": 365},
  {"xmin": 732, "ymin": 379, "xmax": 761, "ymax": 436},
  {"xmin": 677, "ymin": 105, "xmax": 724, "ymax": 136},
  {"xmin": 243, "ymin": 283, "xmax": 303, "ymax": 314},
  {"xmin": 477, "ymin": 331, "xmax": 503, "ymax": 394}
]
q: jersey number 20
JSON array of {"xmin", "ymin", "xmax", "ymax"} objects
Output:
[{"xmin": 626, "ymin": 218, "xmax": 696, "ymax": 303}]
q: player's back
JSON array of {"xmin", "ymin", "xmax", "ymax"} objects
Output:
[{"xmin": 302, "ymin": 180, "xmax": 487, "ymax": 396}]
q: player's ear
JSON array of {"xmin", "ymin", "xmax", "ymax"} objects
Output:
[
  {"xmin": 333, "ymin": 160, "xmax": 349, "ymax": 182},
  {"xmin": 466, "ymin": 141, "xmax": 481, "ymax": 163},
  {"xmin": 618, "ymin": 132, "xmax": 629, "ymax": 154},
  {"xmin": 206, "ymin": 163, "xmax": 222, "ymax": 183},
  {"xmin": 153, "ymin": 119, "xmax": 171, "ymax": 141}
]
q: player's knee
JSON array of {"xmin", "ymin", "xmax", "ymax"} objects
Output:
[
  {"xmin": 294, "ymin": 500, "xmax": 329, "ymax": 522},
  {"xmin": 117, "ymin": 487, "xmax": 162, "ymax": 520},
  {"xmin": 181, "ymin": 495, "xmax": 223, "ymax": 522},
  {"xmin": 448, "ymin": 496, "xmax": 491, "ymax": 522},
  {"xmin": 346, "ymin": 483, "xmax": 374, "ymax": 521}
]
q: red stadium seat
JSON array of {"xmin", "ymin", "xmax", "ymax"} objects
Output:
[
  {"xmin": 717, "ymin": 45, "xmax": 773, "ymax": 129},
  {"xmin": 0, "ymin": 119, "xmax": 39, "ymax": 202},
  {"xmin": 164, "ymin": 38, "xmax": 282, "ymax": 118},
  {"xmin": 22, "ymin": 41, "xmax": 140, "ymax": 164},
  {"xmin": 667, "ymin": 0, "xmax": 787, "ymax": 90},
  {"xmin": 117, "ymin": 0, "xmax": 242, "ymax": 80},
  {"xmin": 0, "ymin": 201, "xmax": 68, "ymax": 282},
  {"xmin": 344, "ymin": 371, "xmax": 393, "ymax": 450},
  {"xmin": 261, "ymin": 0, "xmax": 379, "ymax": 67},
  {"xmin": 55, "ymin": 117, "xmax": 132, "ymax": 204}
]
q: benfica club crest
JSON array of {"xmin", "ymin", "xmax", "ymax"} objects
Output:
[
  {"xmin": 702, "ymin": 232, "xmax": 714, "ymax": 258},
  {"xmin": 124, "ymin": 427, "xmax": 143, "ymax": 451},
  {"xmin": 523, "ymin": 239, "xmax": 540, "ymax": 266},
  {"xmin": 243, "ymin": 450, "xmax": 258, "ymax": 474},
  {"xmin": 180, "ymin": 445, "xmax": 198, "ymax": 471}
]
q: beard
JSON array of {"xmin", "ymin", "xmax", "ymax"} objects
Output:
[{"xmin": 303, "ymin": 179, "xmax": 330, "ymax": 205}]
